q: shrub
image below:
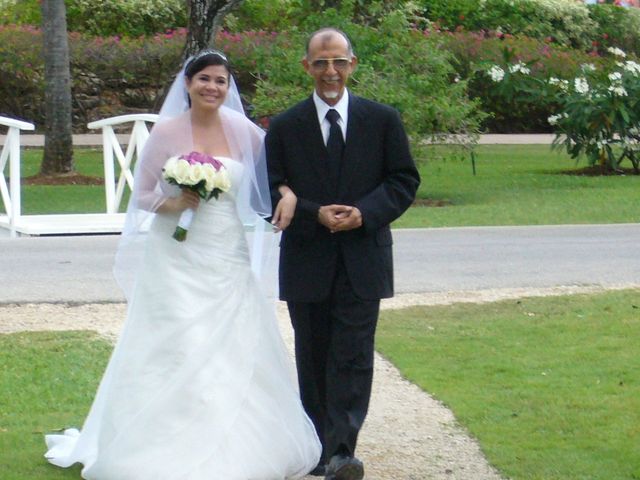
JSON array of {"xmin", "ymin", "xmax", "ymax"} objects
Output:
[
  {"xmin": 481, "ymin": 45, "xmax": 640, "ymax": 171},
  {"xmin": 0, "ymin": 1, "xmax": 485, "ymax": 139},
  {"xmin": 0, "ymin": 25, "xmax": 185, "ymax": 130},
  {"xmin": 437, "ymin": 31, "xmax": 613, "ymax": 132},
  {"xmin": 251, "ymin": 9, "xmax": 486, "ymax": 153},
  {"xmin": 66, "ymin": 0, "xmax": 187, "ymax": 37},
  {"xmin": 226, "ymin": 0, "xmax": 426, "ymax": 31},
  {"xmin": 417, "ymin": 0, "xmax": 640, "ymax": 54},
  {"xmin": 0, "ymin": 0, "xmax": 186, "ymax": 36},
  {"xmin": 588, "ymin": 4, "xmax": 640, "ymax": 57},
  {"xmin": 0, "ymin": 25, "xmax": 298, "ymax": 130},
  {"xmin": 419, "ymin": 0, "xmax": 479, "ymax": 30},
  {"xmin": 472, "ymin": 0, "xmax": 597, "ymax": 51},
  {"xmin": 0, "ymin": 25, "xmax": 45, "ymax": 125},
  {"xmin": 548, "ymin": 49, "xmax": 640, "ymax": 173},
  {"xmin": 224, "ymin": 0, "xmax": 293, "ymax": 31},
  {"xmin": 0, "ymin": 0, "xmax": 40, "ymax": 25}
]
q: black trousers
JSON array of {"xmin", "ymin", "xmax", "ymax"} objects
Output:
[{"xmin": 288, "ymin": 257, "xmax": 380, "ymax": 461}]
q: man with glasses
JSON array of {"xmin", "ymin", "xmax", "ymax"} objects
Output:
[{"xmin": 266, "ymin": 28, "xmax": 420, "ymax": 480}]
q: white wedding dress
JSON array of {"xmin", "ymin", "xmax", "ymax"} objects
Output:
[{"xmin": 45, "ymin": 157, "xmax": 321, "ymax": 479}]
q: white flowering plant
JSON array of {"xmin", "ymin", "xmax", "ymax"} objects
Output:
[
  {"xmin": 162, "ymin": 151, "xmax": 231, "ymax": 241},
  {"xmin": 484, "ymin": 46, "xmax": 640, "ymax": 173},
  {"xmin": 547, "ymin": 48, "xmax": 640, "ymax": 173},
  {"xmin": 480, "ymin": 46, "xmax": 559, "ymax": 132}
]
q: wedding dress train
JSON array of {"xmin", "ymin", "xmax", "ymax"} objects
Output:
[{"xmin": 45, "ymin": 158, "xmax": 321, "ymax": 479}]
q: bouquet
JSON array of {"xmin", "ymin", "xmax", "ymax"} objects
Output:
[{"xmin": 162, "ymin": 151, "xmax": 231, "ymax": 242}]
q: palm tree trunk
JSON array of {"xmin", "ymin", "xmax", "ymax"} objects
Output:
[{"xmin": 40, "ymin": 0, "xmax": 75, "ymax": 175}]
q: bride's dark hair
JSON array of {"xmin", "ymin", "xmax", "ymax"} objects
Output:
[{"xmin": 184, "ymin": 50, "xmax": 230, "ymax": 79}]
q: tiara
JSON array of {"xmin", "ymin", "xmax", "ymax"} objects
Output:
[{"xmin": 185, "ymin": 49, "xmax": 228, "ymax": 70}]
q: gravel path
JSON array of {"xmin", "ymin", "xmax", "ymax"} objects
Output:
[{"xmin": 3, "ymin": 284, "xmax": 637, "ymax": 479}]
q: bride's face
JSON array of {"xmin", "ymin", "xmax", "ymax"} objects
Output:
[{"xmin": 186, "ymin": 65, "xmax": 229, "ymax": 112}]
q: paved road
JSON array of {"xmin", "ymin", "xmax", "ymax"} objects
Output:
[
  {"xmin": 2, "ymin": 224, "xmax": 638, "ymax": 303},
  {"xmin": 394, "ymin": 224, "xmax": 640, "ymax": 293}
]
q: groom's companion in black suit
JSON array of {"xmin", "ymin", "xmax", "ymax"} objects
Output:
[{"xmin": 265, "ymin": 28, "xmax": 420, "ymax": 480}]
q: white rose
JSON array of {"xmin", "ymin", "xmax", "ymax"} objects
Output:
[
  {"xmin": 214, "ymin": 169, "xmax": 231, "ymax": 192},
  {"xmin": 202, "ymin": 164, "xmax": 217, "ymax": 191},
  {"xmin": 162, "ymin": 156, "xmax": 179, "ymax": 179},
  {"xmin": 186, "ymin": 163, "xmax": 204, "ymax": 186},
  {"xmin": 172, "ymin": 159, "xmax": 191, "ymax": 184}
]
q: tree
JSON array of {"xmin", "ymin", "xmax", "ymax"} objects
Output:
[
  {"xmin": 153, "ymin": 0, "xmax": 243, "ymax": 110},
  {"xmin": 40, "ymin": 0, "xmax": 74, "ymax": 176},
  {"xmin": 183, "ymin": 0, "xmax": 244, "ymax": 59}
]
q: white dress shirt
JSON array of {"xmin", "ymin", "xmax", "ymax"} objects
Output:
[{"xmin": 313, "ymin": 89, "xmax": 349, "ymax": 146}]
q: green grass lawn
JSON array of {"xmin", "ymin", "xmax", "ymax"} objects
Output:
[
  {"xmin": 7, "ymin": 145, "xmax": 640, "ymax": 225},
  {"xmin": 396, "ymin": 145, "xmax": 640, "ymax": 227},
  {"xmin": 376, "ymin": 289, "xmax": 640, "ymax": 480},
  {"xmin": 2, "ymin": 290, "xmax": 638, "ymax": 479},
  {"xmin": 17, "ymin": 148, "xmax": 129, "ymax": 215},
  {"xmin": 0, "ymin": 331, "xmax": 111, "ymax": 479}
]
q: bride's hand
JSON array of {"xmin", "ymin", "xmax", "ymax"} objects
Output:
[
  {"xmin": 272, "ymin": 187, "xmax": 297, "ymax": 232},
  {"xmin": 159, "ymin": 189, "xmax": 200, "ymax": 213}
]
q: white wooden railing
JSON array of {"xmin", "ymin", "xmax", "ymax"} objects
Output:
[
  {"xmin": 87, "ymin": 114, "xmax": 158, "ymax": 214},
  {"xmin": 0, "ymin": 116, "xmax": 35, "ymax": 237}
]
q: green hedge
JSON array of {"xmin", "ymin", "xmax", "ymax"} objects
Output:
[
  {"xmin": 417, "ymin": 0, "xmax": 640, "ymax": 56},
  {"xmin": 588, "ymin": 4, "xmax": 640, "ymax": 56},
  {"xmin": 0, "ymin": 25, "xmax": 184, "ymax": 130},
  {"xmin": 0, "ymin": 24, "xmax": 484, "ymax": 143},
  {"xmin": 438, "ymin": 31, "xmax": 616, "ymax": 132},
  {"xmin": 251, "ymin": 9, "xmax": 485, "ymax": 143},
  {"xmin": 0, "ymin": 0, "xmax": 186, "ymax": 36},
  {"xmin": 3, "ymin": 0, "xmax": 635, "ymax": 135},
  {"xmin": 2, "ymin": 22, "xmax": 627, "ymax": 135}
]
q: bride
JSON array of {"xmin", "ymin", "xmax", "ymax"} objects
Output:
[{"xmin": 44, "ymin": 50, "xmax": 321, "ymax": 479}]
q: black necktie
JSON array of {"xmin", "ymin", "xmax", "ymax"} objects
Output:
[{"xmin": 325, "ymin": 109, "xmax": 344, "ymax": 182}]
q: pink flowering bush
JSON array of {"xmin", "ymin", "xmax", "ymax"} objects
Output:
[
  {"xmin": 0, "ymin": 25, "xmax": 185, "ymax": 129},
  {"xmin": 0, "ymin": 25, "xmax": 292, "ymax": 130},
  {"xmin": 0, "ymin": 25, "xmax": 46, "ymax": 124}
]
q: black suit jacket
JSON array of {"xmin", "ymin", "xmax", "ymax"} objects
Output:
[{"xmin": 265, "ymin": 94, "xmax": 420, "ymax": 302}]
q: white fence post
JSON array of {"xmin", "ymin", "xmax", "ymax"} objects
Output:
[
  {"xmin": 87, "ymin": 114, "xmax": 157, "ymax": 214},
  {"xmin": 0, "ymin": 116, "xmax": 35, "ymax": 237}
]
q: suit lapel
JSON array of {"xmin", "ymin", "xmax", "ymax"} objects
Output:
[
  {"xmin": 337, "ymin": 95, "xmax": 368, "ymax": 196},
  {"xmin": 296, "ymin": 97, "xmax": 333, "ymax": 193}
]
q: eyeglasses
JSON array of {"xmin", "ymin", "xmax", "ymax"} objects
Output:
[{"xmin": 310, "ymin": 58, "xmax": 351, "ymax": 71}]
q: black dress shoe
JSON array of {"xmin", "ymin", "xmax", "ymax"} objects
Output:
[
  {"xmin": 309, "ymin": 463, "xmax": 327, "ymax": 476},
  {"xmin": 324, "ymin": 455, "xmax": 364, "ymax": 480}
]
